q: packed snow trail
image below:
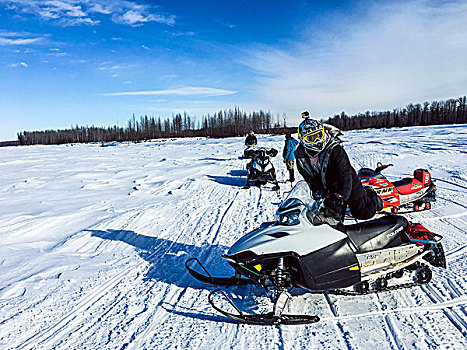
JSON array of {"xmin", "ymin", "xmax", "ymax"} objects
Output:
[{"xmin": 0, "ymin": 125, "xmax": 466, "ymax": 349}]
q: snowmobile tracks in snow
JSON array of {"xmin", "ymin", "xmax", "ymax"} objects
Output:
[{"xmin": 421, "ymin": 284, "xmax": 467, "ymax": 338}]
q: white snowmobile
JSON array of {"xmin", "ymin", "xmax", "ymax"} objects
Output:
[
  {"xmin": 243, "ymin": 147, "xmax": 279, "ymax": 190},
  {"xmin": 186, "ymin": 181, "xmax": 446, "ymax": 325}
]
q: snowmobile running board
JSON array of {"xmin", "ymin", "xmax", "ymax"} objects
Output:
[
  {"xmin": 208, "ymin": 289, "xmax": 320, "ymax": 325},
  {"xmin": 185, "ymin": 258, "xmax": 252, "ymax": 286}
]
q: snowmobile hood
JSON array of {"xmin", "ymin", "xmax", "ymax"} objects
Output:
[
  {"xmin": 226, "ymin": 181, "xmax": 346, "ymax": 257},
  {"xmin": 227, "ymin": 215, "xmax": 346, "ymax": 257}
]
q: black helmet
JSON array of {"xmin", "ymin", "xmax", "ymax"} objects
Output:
[{"xmin": 298, "ymin": 118, "xmax": 326, "ymax": 154}]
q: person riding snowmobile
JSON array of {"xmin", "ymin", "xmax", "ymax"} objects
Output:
[
  {"xmin": 282, "ymin": 132, "xmax": 299, "ymax": 183},
  {"xmin": 296, "ymin": 112, "xmax": 382, "ymax": 223},
  {"xmin": 244, "ymin": 130, "xmax": 257, "ymax": 147}
]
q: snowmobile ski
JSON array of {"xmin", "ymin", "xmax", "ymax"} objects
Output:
[
  {"xmin": 185, "ymin": 258, "xmax": 252, "ymax": 286},
  {"xmin": 208, "ymin": 289, "xmax": 320, "ymax": 325}
]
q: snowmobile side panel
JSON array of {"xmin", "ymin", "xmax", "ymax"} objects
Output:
[{"xmin": 299, "ymin": 238, "xmax": 360, "ymax": 290}]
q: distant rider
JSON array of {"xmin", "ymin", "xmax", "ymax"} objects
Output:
[
  {"xmin": 296, "ymin": 111, "xmax": 383, "ymax": 223},
  {"xmin": 245, "ymin": 129, "xmax": 257, "ymax": 147},
  {"xmin": 282, "ymin": 132, "xmax": 299, "ymax": 184}
]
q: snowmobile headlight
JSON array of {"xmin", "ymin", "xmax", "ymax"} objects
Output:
[{"xmin": 277, "ymin": 210, "xmax": 300, "ymax": 226}]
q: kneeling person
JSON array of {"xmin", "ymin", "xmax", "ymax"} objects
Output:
[{"xmin": 296, "ymin": 113, "xmax": 382, "ymax": 222}]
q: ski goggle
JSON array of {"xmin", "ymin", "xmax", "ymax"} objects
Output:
[{"xmin": 299, "ymin": 128, "xmax": 325, "ymax": 144}]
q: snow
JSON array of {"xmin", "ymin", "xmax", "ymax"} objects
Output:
[{"xmin": 0, "ymin": 124, "xmax": 466, "ymax": 349}]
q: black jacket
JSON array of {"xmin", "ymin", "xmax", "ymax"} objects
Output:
[
  {"xmin": 245, "ymin": 134, "xmax": 257, "ymax": 146},
  {"xmin": 295, "ymin": 139, "xmax": 378, "ymax": 220}
]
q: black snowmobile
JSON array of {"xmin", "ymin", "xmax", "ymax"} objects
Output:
[
  {"xmin": 243, "ymin": 147, "xmax": 279, "ymax": 190},
  {"xmin": 186, "ymin": 181, "xmax": 446, "ymax": 325}
]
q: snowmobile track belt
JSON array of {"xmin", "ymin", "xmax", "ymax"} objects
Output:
[{"xmin": 328, "ymin": 281, "xmax": 422, "ymax": 296}]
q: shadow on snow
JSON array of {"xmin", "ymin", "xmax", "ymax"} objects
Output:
[
  {"xmin": 89, "ymin": 228, "xmax": 313, "ymax": 323},
  {"xmin": 89, "ymin": 228, "xmax": 249, "ymax": 323},
  {"xmin": 206, "ymin": 169, "xmax": 248, "ymax": 187}
]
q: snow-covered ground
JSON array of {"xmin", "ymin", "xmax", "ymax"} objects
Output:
[{"xmin": 0, "ymin": 124, "xmax": 466, "ymax": 349}]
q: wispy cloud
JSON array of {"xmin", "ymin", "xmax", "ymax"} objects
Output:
[
  {"xmin": 243, "ymin": 0, "xmax": 467, "ymax": 119},
  {"xmin": 8, "ymin": 62, "xmax": 28, "ymax": 67},
  {"xmin": 103, "ymin": 87, "xmax": 238, "ymax": 97},
  {"xmin": 0, "ymin": 37, "xmax": 42, "ymax": 45},
  {"xmin": 0, "ymin": 31, "xmax": 44, "ymax": 45},
  {"xmin": 113, "ymin": 9, "xmax": 174, "ymax": 26},
  {"xmin": 214, "ymin": 19, "xmax": 236, "ymax": 29},
  {"xmin": 171, "ymin": 31, "xmax": 195, "ymax": 37},
  {"xmin": 98, "ymin": 63, "xmax": 135, "ymax": 71},
  {"xmin": 0, "ymin": 0, "xmax": 175, "ymax": 27}
]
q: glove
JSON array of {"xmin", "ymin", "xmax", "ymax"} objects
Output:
[
  {"xmin": 321, "ymin": 193, "xmax": 346, "ymax": 221},
  {"xmin": 364, "ymin": 187, "xmax": 383, "ymax": 211}
]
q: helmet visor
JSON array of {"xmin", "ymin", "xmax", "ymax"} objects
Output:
[{"xmin": 300, "ymin": 128, "xmax": 325, "ymax": 144}]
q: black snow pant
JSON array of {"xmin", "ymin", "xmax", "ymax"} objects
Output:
[
  {"xmin": 347, "ymin": 187, "xmax": 381, "ymax": 220},
  {"xmin": 285, "ymin": 160, "xmax": 295, "ymax": 182}
]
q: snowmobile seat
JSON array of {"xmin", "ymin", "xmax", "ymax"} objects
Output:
[
  {"xmin": 392, "ymin": 178, "xmax": 413, "ymax": 188},
  {"xmin": 345, "ymin": 216, "xmax": 408, "ymax": 253}
]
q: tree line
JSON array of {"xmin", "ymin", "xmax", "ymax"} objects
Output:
[
  {"xmin": 16, "ymin": 96, "xmax": 467, "ymax": 146},
  {"xmin": 324, "ymin": 96, "xmax": 467, "ymax": 131},
  {"xmin": 17, "ymin": 108, "xmax": 289, "ymax": 145}
]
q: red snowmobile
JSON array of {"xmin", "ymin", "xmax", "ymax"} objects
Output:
[{"xmin": 357, "ymin": 163, "xmax": 436, "ymax": 214}]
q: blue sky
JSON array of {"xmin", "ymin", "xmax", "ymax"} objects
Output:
[{"xmin": 0, "ymin": 0, "xmax": 466, "ymax": 140}]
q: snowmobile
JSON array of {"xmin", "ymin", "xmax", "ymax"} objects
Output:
[
  {"xmin": 186, "ymin": 181, "xmax": 446, "ymax": 325},
  {"xmin": 244, "ymin": 147, "xmax": 279, "ymax": 190},
  {"xmin": 357, "ymin": 163, "xmax": 436, "ymax": 214}
]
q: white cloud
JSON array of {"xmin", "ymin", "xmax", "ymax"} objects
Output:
[
  {"xmin": 98, "ymin": 64, "xmax": 134, "ymax": 71},
  {"xmin": 103, "ymin": 87, "xmax": 238, "ymax": 97},
  {"xmin": 88, "ymin": 3, "xmax": 111, "ymax": 15},
  {"xmin": 243, "ymin": 0, "xmax": 467, "ymax": 121},
  {"xmin": 171, "ymin": 31, "xmax": 195, "ymax": 37},
  {"xmin": 8, "ymin": 62, "xmax": 28, "ymax": 67},
  {"xmin": 112, "ymin": 10, "xmax": 175, "ymax": 26},
  {"xmin": 0, "ymin": 36, "xmax": 42, "ymax": 45},
  {"xmin": 48, "ymin": 48, "xmax": 67, "ymax": 56},
  {"xmin": 0, "ymin": 0, "xmax": 175, "ymax": 27}
]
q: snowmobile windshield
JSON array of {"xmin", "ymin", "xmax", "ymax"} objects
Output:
[{"xmin": 279, "ymin": 181, "xmax": 315, "ymax": 211}]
